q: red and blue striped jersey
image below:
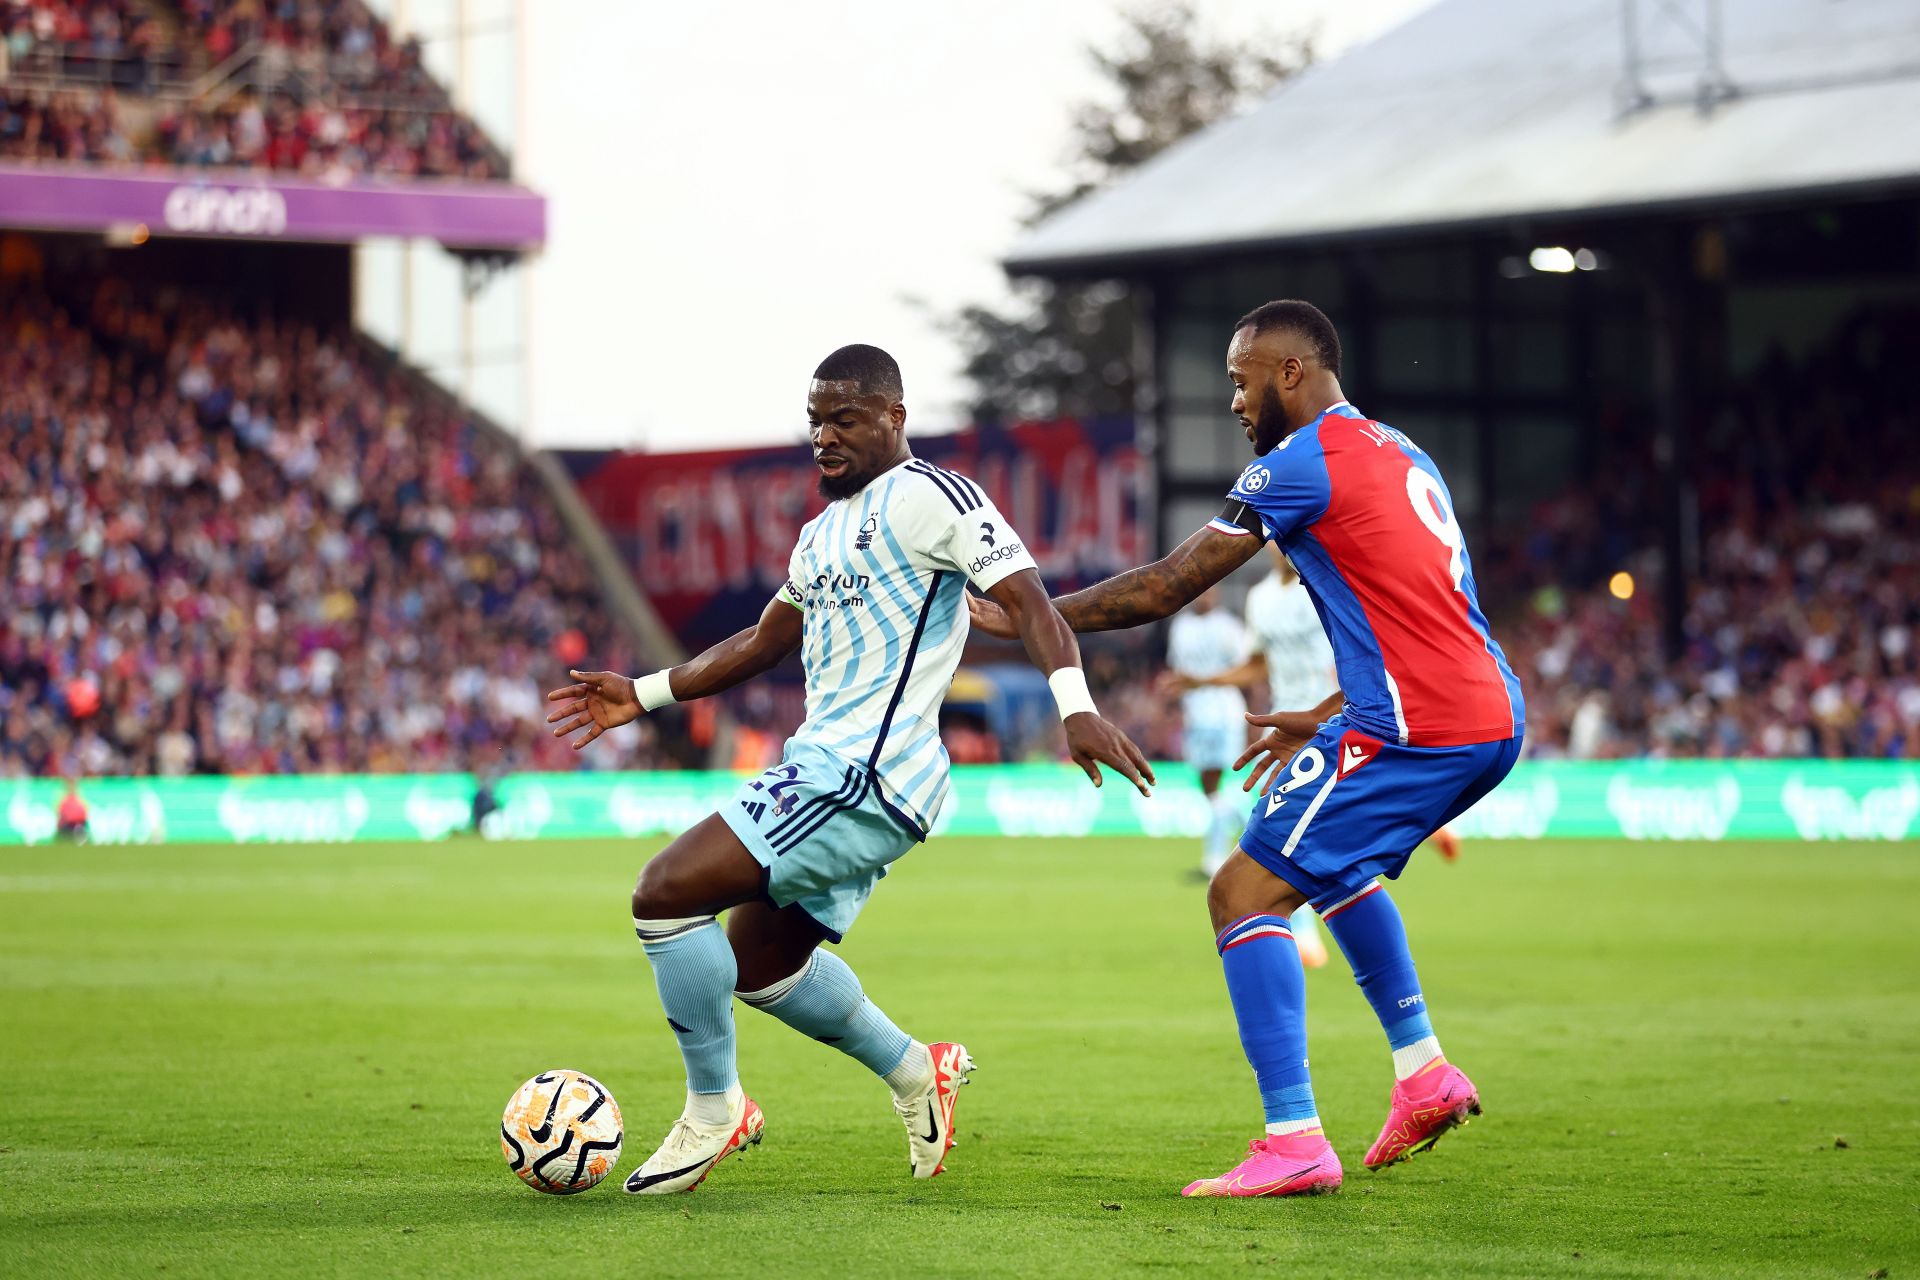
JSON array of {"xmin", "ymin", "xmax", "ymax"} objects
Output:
[{"xmin": 1209, "ymin": 401, "xmax": 1524, "ymax": 747}]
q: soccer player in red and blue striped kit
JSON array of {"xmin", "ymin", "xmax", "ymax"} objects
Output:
[{"xmin": 970, "ymin": 300, "xmax": 1525, "ymax": 1197}]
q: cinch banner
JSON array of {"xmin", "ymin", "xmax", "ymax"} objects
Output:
[
  {"xmin": 3, "ymin": 762, "xmax": 1916, "ymax": 846},
  {"xmin": 0, "ymin": 162, "xmax": 545, "ymax": 250},
  {"xmin": 567, "ymin": 419, "xmax": 1148, "ymax": 651}
]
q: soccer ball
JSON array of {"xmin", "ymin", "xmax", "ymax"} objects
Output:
[{"xmin": 500, "ymin": 1070, "xmax": 624, "ymax": 1194}]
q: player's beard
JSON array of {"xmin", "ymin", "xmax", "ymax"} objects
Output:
[
  {"xmin": 818, "ymin": 462, "xmax": 874, "ymax": 500},
  {"xmin": 1250, "ymin": 385, "xmax": 1291, "ymax": 454}
]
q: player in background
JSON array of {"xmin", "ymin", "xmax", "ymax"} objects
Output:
[
  {"xmin": 1162, "ymin": 588, "xmax": 1253, "ymax": 881},
  {"xmin": 547, "ymin": 345, "xmax": 1152, "ymax": 1195},
  {"xmin": 1167, "ymin": 547, "xmax": 1466, "ymax": 968},
  {"xmin": 56, "ymin": 777, "xmax": 89, "ymax": 842},
  {"xmin": 970, "ymin": 301, "xmax": 1523, "ymax": 1198}
]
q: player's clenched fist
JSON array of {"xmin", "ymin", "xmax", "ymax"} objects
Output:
[
  {"xmin": 1063, "ymin": 711, "xmax": 1157, "ymax": 797},
  {"xmin": 545, "ymin": 669, "xmax": 641, "ymax": 750}
]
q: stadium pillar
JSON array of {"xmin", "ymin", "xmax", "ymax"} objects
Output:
[
  {"xmin": 1343, "ymin": 250, "xmax": 1377, "ymax": 421},
  {"xmin": 1642, "ymin": 236, "xmax": 1690, "ymax": 660},
  {"xmin": 1134, "ymin": 274, "xmax": 1170, "ymax": 557},
  {"xmin": 1471, "ymin": 239, "xmax": 1497, "ymax": 540}
]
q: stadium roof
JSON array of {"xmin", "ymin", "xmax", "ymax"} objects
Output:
[{"xmin": 1006, "ymin": 0, "xmax": 1920, "ymax": 274}]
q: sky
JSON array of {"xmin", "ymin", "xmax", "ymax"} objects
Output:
[{"xmin": 513, "ymin": 0, "xmax": 1437, "ymax": 451}]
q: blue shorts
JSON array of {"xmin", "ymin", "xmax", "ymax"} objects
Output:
[
  {"xmin": 1239, "ymin": 715, "xmax": 1522, "ymax": 908},
  {"xmin": 720, "ymin": 740, "xmax": 921, "ymax": 942},
  {"xmin": 1184, "ymin": 719, "xmax": 1245, "ymax": 773}
]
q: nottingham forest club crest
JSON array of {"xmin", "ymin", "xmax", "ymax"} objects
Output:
[{"xmin": 855, "ymin": 516, "xmax": 878, "ymax": 551}]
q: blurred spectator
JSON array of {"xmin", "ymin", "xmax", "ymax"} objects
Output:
[{"xmin": 470, "ymin": 762, "xmax": 499, "ymax": 832}]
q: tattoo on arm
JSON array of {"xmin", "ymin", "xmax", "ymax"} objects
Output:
[{"xmin": 1053, "ymin": 526, "xmax": 1263, "ymax": 633}]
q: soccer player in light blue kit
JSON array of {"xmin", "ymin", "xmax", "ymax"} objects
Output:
[
  {"xmin": 1162, "ymin": 588, "xmax": 1253, "ymax": 878},
  {"xmin": 546, "ymin": 345, "xmax": 1152, "ymax": 1194}
]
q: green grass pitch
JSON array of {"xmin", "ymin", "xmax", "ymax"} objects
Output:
[{"xmin": 3, "ymin": 835, "xmax": 1917, "ymax": 1278}]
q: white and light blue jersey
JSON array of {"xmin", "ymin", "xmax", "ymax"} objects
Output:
[
  {"xmin": 1167, "ymin": 608, "xmax": 1249, "ymax": 730},
  {"xmin": 1245, "ymin": 570, "xmax": 1337, "ymax": 711},
  {"xmin": 782, "ymin": 457, "xmax": 1037, "ymax": 835}
]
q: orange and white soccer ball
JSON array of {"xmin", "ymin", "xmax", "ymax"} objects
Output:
[{"xmin": 500, "ymin": 1070, "xmax": 624, "ymax": 1194}]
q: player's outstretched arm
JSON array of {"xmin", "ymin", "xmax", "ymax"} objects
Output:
[
  {"xmin": 1158, "ymin": 652, "xmax": 1268, "ymax": 696},
  {"xmin": 543, "ymin": 593, "xmax": 803, "ymax": 750},
  {"xmin": 985, "ymin": 568, "xmax": 1156, "ymax": 796},
  {"xmin": 968, "ymin": 525, "xmax": 1262, "ymax": 639}
]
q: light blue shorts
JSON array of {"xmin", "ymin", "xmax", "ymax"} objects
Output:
[
  {"xmin": 720, "ymin": 740, "xmax": 922, "ymax": 941},
  {"xmin": 1184, "ymin": 719, "xmax": 1245, "ymax": 773}
]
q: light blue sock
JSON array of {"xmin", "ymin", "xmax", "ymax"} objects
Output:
[
  {"xmin": 634, "ymin": 916, "xmax": 737, "ymax": 1095},
  {"xmin": 1202, "ymin": 789, "xmax": 1238, "ymax": 868},
  {"xmin": 738, "ymin": 949, "xmax": 914, "ymax": 1081},
  {"xmin": 1288, "ymin": 902, "xmax": 1322, "ymax": 949}
]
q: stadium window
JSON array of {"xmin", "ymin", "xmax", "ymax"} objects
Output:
[
  {"xmin": 1489, "ymin": 319, "xmax": 1570, "ymax": 395},
  {"xmin": 1375, "ymin": 315, "xmax": 1473, "ymax": 394}
]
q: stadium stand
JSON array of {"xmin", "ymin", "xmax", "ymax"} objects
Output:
[
  {"xmin": 1, "ymin": 0, "xmax": 503, "ymax": 178},
  {"xmin": 6, "ymin": 267, "xmax": 1908, "ymax": 777},
  {"xmin": 0, "ymin": 82, "xmax": 132, "ymax": 161},
  {"xmin": 0, "ymin": 275, "xmax": 661, "ymax": 779},
  {"xmin": 1063, "ymin": 308, "xmax": 1920, "ymax": 765},
  {"xmin": 991, "ymin": 0, "xmax": 1920, "ymax": 769},
  {"xmin": 5, "ymin": 0, "xmax": 1912, "ymax": 778},
  {"xmin": 1497, "ymin": 305, "xmax": 1920, "ymax": 760}
]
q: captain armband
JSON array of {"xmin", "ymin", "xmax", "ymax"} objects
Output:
[{"xmin": 1212, "ymin": 498, "xmax": 1267, "ymax": 540}]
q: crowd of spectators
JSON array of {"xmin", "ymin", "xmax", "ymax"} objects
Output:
[
  {"xmin": 1, "ymin": 0, "xmax": 503, "ymax": 179},
  {"xmin": 1495, "ymin": 308, "xmax": 1920, "ymax": 760},
  {"xmin": 3, "ymin": 265, "xmax": 1912, "ymax": 777},
  {"xmin": 152, "ymin": 88, "xmax": 499, "ymax": 180},
  {"xmin": 642, "ymin": 306, "xmax": 1920, "ymax": 770},
  {"xmin": 1502, "ymin": 489, "xmax": 1918, "ymax": 760},
  {"xmin": 0, "ymin": 83, "xmax": 132, "ymax": 162},
  {"xmin": 0, "ymin": 278, "xmax": 654, "ymax": 780},
  {"xmin": 2, "ymin": 0, "xmax": 170, "ymax": 87},
  {"xmin": 1067, "ymin": 307, "xmax": 1920, "ymax": 763}
]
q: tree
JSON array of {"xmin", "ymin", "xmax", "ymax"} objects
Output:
[{"xmin": 948, "ymin": 2, "xmax": 1313, "ymax": 423}]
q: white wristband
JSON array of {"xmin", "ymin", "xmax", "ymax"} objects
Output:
[
  {"xmin": 635, "ymin": 670, "xmax": 677, "ymax": 712},
  {"xmin": 1048, "ymin": 666, "xmax": 1098, "ymax": 721}
]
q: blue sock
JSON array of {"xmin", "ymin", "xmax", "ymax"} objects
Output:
[
  {"xmin": 1216, "ymin": 914, "xmax": 1319, "ymax": 1132},
  {"xmin": 737, "ymin": 949, "xmax": 916, "ymax": 1083},
  {"xmin": 634, "ymin": 916, "xmax": 737, "ymax": 1095},
  {"xmin": 1319, "ymin": 882, "xmax": 1444, "ymax": 1079}
]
